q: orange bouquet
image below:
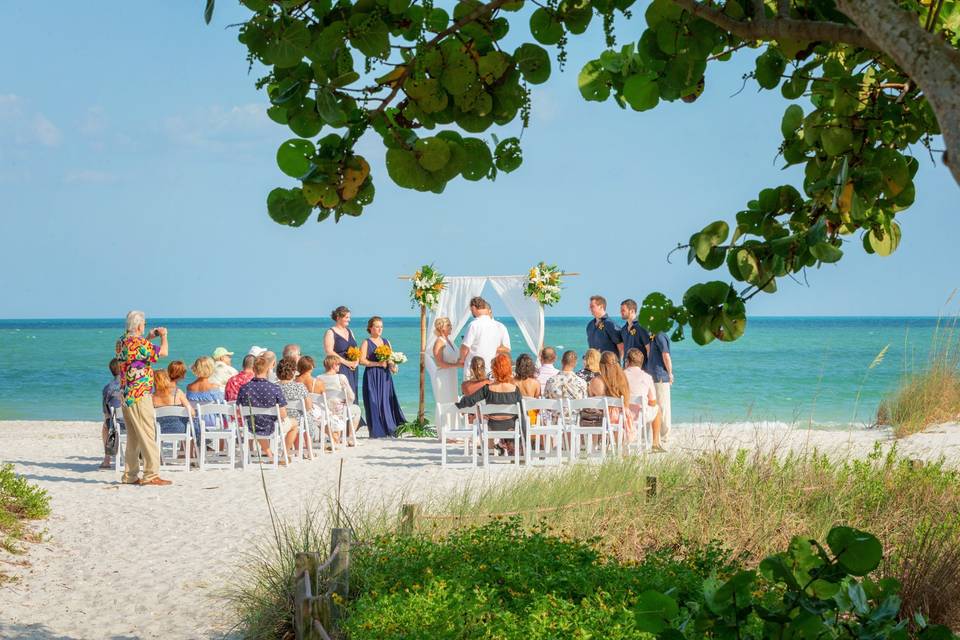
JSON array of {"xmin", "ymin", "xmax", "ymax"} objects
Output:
[
  {"xmin": 374, "ymin": 344, "xmax": 393, "ymax": 362},
  {"xmin": 345, "ymin": 346, "xmax": 361, "ymax": 362}
]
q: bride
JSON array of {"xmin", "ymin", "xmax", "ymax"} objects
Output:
[{"xmin": 430, "ymin": 317, "xmax": 463, "ymax": 405}]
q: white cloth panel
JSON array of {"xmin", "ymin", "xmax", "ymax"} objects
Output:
[{"xmin": 488, "ymin": 276, "xmax": 544, "ymax": 357}]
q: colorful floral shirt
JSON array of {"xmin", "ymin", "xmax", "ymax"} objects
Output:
[{"xmin": 116, "ymin": 335, "xmax": 160, "ymax": 406}]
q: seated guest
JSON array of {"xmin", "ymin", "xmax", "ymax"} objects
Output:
[
  {"xmin": 236, "ymin": 353, "xmax": 295, "ymax": 463},
  {"xmin": 187, "ymin": 356, "xmax": 226, "ymax": 436},
  {"xmin": 461, "ymin": 356, "xmax": 490, "ymax": 397},
  {"xmin": 167, "ymin": 360, "xmax": 187, "ymax": 391},
  {"xmin": 153, "ymin": 369, "xmax": 195, "ymax": 435},
  {"xmin": 225, "ymin": 354, "xmax": 256, "ymax": 402},
  {"xmin": 543, "ymin": 350, "xmax": 588, "ymax": 425},
  {"xmin": 295, "ymin": 355, "xmax": 326, "ymax": 394},
  {"xmin": 515, "ymin": 353, "xmax": 541, "ymax": 426},
  {"xmin": 277, "ymin": 357, "xmax": 314, "ymax": 453},
  {"xmin": 456, "ymin": 353, "xmax": 526, "ymax": 457},
  {"xmin": 588, "ymin": 351, "xmax": 633, "ymax": 436},
  {"xmin": 317, "ymin": 355, "xmax": 361, "ymax": 445},
  {"xmin": 624, "ymin": 348, "xmax": 664, "ymax": 451},
  {"xmin": 535, "ymin": 347, "xmax": 559, "ymax": 388},
  {"xmin": 577, "ymin": 348, "xmax": 601, "ymax": 384},
  {"xmin": 282, "ymin": 343, "xmax": 301, "ymax": 365},
  {"xmin": 100, "ymin": 358, "xmax": 122, "ymax": 469},
  {"xmin": 210, "ymin": 347, "xmax": 237, "ymax": 389}
]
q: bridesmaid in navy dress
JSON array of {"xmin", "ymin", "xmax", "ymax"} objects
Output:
[
  {"xmin": 360, "ymin": 316, "xmax": 406, "ymax": 438},
  {"xmin": 324, "ymin": 306, "xmax": 363, "ymax": 425}
]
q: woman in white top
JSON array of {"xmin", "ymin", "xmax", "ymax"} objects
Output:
[
  {"xmin": 317, "ymin": 355, "xmax": 361, "ymax": 446},
  {"xmin": 623, "ymin": 348, "xmax": 664, "ymax": 451},
  {"xmin": 431, "ymin": 317, "xmax": 463, "ymax": 405}
]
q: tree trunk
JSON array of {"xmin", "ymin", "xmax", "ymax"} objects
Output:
[
  {"xmin": 418, "ymin": 305, "xmax": 426, "ymax": 423},
  {"xmin": 836, "ymin": 0, "xmax": 960, "ymax": 186}
]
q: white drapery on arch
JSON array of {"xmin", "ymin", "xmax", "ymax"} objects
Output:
[{"xmin": 424, "ymin": 275, "xmax": 545, "ymax": 409}]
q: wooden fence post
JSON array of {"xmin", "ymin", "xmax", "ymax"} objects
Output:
[
  {"xmin": 294, "ymin": 552, "xmax": 322, "ymax": 640},
  {"xmin": 329, "ymin": 527, "xmax": 351, "ymax": 628},
  {"xmin": 645, "ymin": 475, "xmax": 659, "ymax": 499},
  {"xmin": 400, "ymin": 503, "xmax": 420, "ymax": 535}
]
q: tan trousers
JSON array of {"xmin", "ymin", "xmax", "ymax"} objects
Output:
[
  {"xmin": 654, "ymin": 382, "xmax": 672, "ymax": 441},
  {"xmin": 121, "ymin": 396, "xmax": 160, "ymax": 483}
]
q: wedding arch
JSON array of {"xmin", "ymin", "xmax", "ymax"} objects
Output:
[{"xmin": 401, "ymin": 266, "xmax": 576, "ymax": 424}]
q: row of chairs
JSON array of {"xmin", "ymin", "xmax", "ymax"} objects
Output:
[
  {"xmin": 109, "ymin": 389, "xmax": 356, "ymax": 472},
  {"xmin": 436, "ymin": 395, "xmax": 654, "ymax": 467}
]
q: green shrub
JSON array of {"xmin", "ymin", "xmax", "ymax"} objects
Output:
[
  {"xmin": 343, "ymin": 519, "xmax": 741, "ymax": 639},
  {"xmin": 0, "ymin": 463, "xmax": 50, "ymax": 554}
]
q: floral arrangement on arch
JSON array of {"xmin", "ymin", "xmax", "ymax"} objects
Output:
[
  {"xmin": 410, "ymin": 264, "xmax": 445, "ymax": 310},
  {"xmin": 524, "ymin": 262, "xmax": 563, "ymax": 307}
]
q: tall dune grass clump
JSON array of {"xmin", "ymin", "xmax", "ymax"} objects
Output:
[
  {"xmin": 0, "ymin": 463, "xmax": 50, "ymax": 556},
  {"xmin": 878, "ymin": 318, "xmax": 960, "ymax": 437}
]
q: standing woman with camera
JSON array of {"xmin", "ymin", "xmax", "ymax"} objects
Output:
[{"xmin": 115, "ymin": 310, "xmax": 172, "ymax": 486}]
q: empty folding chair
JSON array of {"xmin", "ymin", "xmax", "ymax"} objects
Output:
[
  {"xmin": 154, "ymin": 405, "xmax": 194, "ymax": 471},
  {"xmin": 237, "ymin": 404, "xmax": 287, "ymax": 469},
  {"xmin": 478, "ymin": 401, "xmax": 524, "ymax": 466},
  {"xmin": 565, "ymin": 398, "xmax": 609, "ymax": 462},
  {"xmin": 438, "ymin": 402, "xmax": 480, "ymax": 467},
  {"xmin": 196, "ymin": 403, "xmax": 238, "ymax": 471},
  {"xmin": 522, "ymin": 398, "xmax": 564, "ymax": 466},
  {"xmin": 110, "ymin": 406, "xmax": 127, "ymax": 474}
]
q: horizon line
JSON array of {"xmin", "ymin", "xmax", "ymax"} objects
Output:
[{"xmin": 0, "ymin": 314, "xmax": 948, "ymax": 322}]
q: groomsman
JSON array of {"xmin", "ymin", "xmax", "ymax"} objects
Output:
[
  {"xmin": 619, "ymin": 299, "xmax": 651, "ymax": 363},
  {"xmin": 586, "ymin": 295, "xmax": 623, "ymax": 359},
  {"xmin": 646, "ymin": 331, "xmax": 674, "ymax": 443}
]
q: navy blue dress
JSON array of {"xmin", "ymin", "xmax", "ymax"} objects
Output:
[{"xmin": 362, "ymin": 339, "xmax": 406, "ymax": 438}]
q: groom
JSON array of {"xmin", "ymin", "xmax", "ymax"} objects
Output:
[{"xmin": 459, "ymin": 296, "xmax": 511, "ymax": 379}]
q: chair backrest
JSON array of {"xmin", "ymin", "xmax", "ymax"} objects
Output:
[
  {"xmin": 196, "ymin": 402, "xmax": 237, "ymax": 429},
  {"xmin": 566, "ymin": 398, "xmax": 608, "ymax": 411},
  {"xmin": 479, "ymin": 402, "xmax": 521, "ymax": 417},
  {"xmin": 324, "ymin": 388, "xmax": 347, "ymax": 403},
  {"xmin": 522, "ymin": 398, "xmax": 562, "ymax": 412},
  {"xmin": 238, "ymin": 404, "xmax": 281, "ymax": 417},
  {"xmin": 154, "ymin": 405, "xmax": 191, "ymax": 419},
  {"xmin": 110, "ymin": 406, "xmax": 126, "ymax": 431},
  {"xmin": 605, "ymin": 397, "xmax": 624, "ymax": 408}
]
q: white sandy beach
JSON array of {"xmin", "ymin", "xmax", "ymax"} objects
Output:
[{"xmin": 3, "ymin": 419, "xmax": 960, "ymax": 639}]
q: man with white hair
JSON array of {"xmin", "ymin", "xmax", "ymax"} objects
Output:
[
  {"xmin": 115, "ymin": 310, "xmax": 172, "ymax": 486},
  {"xmin": 282, "ymin": 344, "xmax": 301, "ymax": 363}
]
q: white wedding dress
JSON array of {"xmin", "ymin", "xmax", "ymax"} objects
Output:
[{"xmin": 432, "ymin": 337, "xmax": 460, "ymax": 405}]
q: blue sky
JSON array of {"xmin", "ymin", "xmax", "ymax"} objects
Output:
[{"xmin": 1, "ymin": 2, "xmax": 956, "ymax": 320}]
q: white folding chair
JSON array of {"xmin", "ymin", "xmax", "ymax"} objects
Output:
[
  {"xmin": 238, "ymin": 405, "xmax": 287, "ymax": 469},
  {"xmin": 565, "ymin": 398, "xmax": 609, "ymax": 462},
  {"xmin": 321, "ymin": 390, "xmax": 356, "ymax": 451},
  {"xmin": 604, "ymin": 397, "xmax": 627, "ymax": 455},
  {"xmin": 308, "ymin": 393, "xmax": 331, "ymax": 456},
  {"xmin": 110, "ymin": 406, "xmax": 126, "ymax": 474},
  {"xmin": 438, "ymin": 402, "xmax": 479, "ymax": 467},
  {"xmin": 478, "ymin": 401, "xmax": 524, "ymax": 466},
  {"xmin": 628, "ymin": 395, "xmax": 654, "ymax": 454},
  {"xmin": 288, "ymin": 397, "xmax": 315, "ymax": 461},
  {"xmin": 196, "ymin": 403, "xmax": 238, "ymax": 471},
  {"xmin": 154, "ymin": 406, "xmax": 193, "ymax": 471},
  {"xmin": 522, "ymin": 398, "xmax": 564, "ymax": 466}
]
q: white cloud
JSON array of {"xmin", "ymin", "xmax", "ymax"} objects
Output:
[
  {"xmin": 162, "ymin": 103, "xmax": 274, "ymax": 151},
  {"xmin": 0, "ymin": 94, "xmax": 62, "ymax": 147},
  {"xmin": 64, "ymin": 169, "xmax": 117, "ymax": 184}
]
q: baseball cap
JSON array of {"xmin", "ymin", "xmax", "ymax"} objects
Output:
[
  {"xmin": 247, "ymin": 345, "xmax": 267, "ymax": 357},
  {"xmin": 212, "ymin": 347, "xmax": 234, "ymax": 359}
]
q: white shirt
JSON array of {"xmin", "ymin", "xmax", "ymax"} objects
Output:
[
  {"xmin": 210, "ymin": 361, "xmax": 238, "ymax": 389},
  {"xmin": 462, "ymin": 314, "xmax": 510, "ymax": 378},
  {"xmin": 535, "ymin": 363, "xmax": 559, "ymax": 388}
]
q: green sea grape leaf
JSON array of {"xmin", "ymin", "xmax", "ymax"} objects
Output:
[
  {"xmin": 827, "ymin": 526, "xmax": 883, "ymax": 576},
  {"xmin": 415, "ymin": 136, "xmax": 451, "ymax": 172},
  {"xmin": 781, "ymin": 104, "xmax": 803, "ymax": 138},
  {"xmin": 623, "ymin": 74, "xmax": 659, "ymax": 111},
  {"xmin": 267, "ymin": 187, "xmax": 311, "ymax": 226},
  {"xmin": 515, "ymin": 43, "xmax": 551, "ymax": 84},
  {"xmin": 270, "ymin": 20, "xmax": 311, "ymax": 68},
  {"xmin": 276, "ymin": 138, "xmax": 315, "ymax": 178},
  {"xmin": 633, "ymin": 590, "xmax": 678, "ymax": 633},
  {"xmin": 530, "ymin": 7, "xmax": 564, "ymax": 45}
]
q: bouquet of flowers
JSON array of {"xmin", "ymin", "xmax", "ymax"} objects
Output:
[
  {"xmin": 374, "ymin": 343, "xmax": 393, "ymax": 362},
  {"xmin": 388, "ymin": 351, "xmax": 408, "ymax": 365},
  {"xmin": 410, "ymin": 264, "xmax": 445, "ymax": 310},
  {"xmin": 345, "ymin": 346, "xmax": 361, "ymax": 362},
  {"xmin": 524, "ymin": 262, "xmax": 563, "ymax": 307}
]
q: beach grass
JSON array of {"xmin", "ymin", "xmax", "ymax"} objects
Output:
[
  {"xmin": 878, "ymin": 316, "xmax": 960, "ymax": 437},
  {"xmin": 0, "ymin": 463, "xmax": 50, "ymax": 557},
  {"xmin": 230, "ymin": 442, "xmax": 960, "ymax": 637}
]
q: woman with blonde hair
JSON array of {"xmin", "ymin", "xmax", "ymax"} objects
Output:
[
  {"xmin": 577, "ymin": 348, "xmax": 601, "ymax": 384},
  {"xmin": 187, "ymin": 356, "xmax": 225, "ymax": 436},
  {"xmin": 589, "ymin": 351, "xmax": 633, "ymax": 443},
  {"xmin": 431, "ymin": 316, "xmax": 462, "ymax": 405},
  {"xmin": 317, "ymin": 354, "xmax": 361, "ymax": 446}
]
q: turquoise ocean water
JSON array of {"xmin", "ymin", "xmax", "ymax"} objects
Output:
[{"xmin": 0, "ymin": 317, "xmax": 946, "ymax": 425}]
